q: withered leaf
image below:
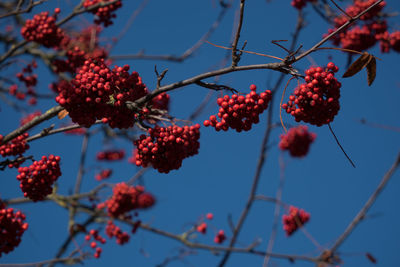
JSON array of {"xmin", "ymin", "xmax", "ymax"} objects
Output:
[
  {"xmin": 366, "ymin": 56, "xmax": 376, "ymax": 86},
  {"xmin": 342, "ymin": 52, "xmax": 372, "ymax": 78},
  {"xmin": 58, "ymin": 109, "xmax": 69, "ymax": 119}
]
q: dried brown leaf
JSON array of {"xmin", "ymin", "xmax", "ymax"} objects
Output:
[
  {"xmin": 342, "ymin": 52, "xmax": 372, "ymax": 78},
  {"xmin": 58, "ymin": 109, "xmax": 69, "ymax": 120},
  {"xmin": 366, "ymin": 56, "xmax": 376, "ymax": 86}
]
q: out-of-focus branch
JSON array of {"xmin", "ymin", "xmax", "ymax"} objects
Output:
[
  {"xmin": 110, "ymin": 0, "xmax": 232, "ymax": 62},
  {"xmin": 0, "ymin": 0, "xmax": 48, "ymax": 20},
  {"xmin": 329, "ymin": 151, "xmax": 400, "ymax": 253},
  {"xmin": 1, "ymin": 105, "xmax": 63, "ymax": 144},
  {"xmin": 0, "ymin": 255, "xmax": 87, "ymax": 267}
]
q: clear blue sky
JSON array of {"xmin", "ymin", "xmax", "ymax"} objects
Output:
[{"xmin": 1, "ymin": 1, "xmax": 400, "ymax": 266}]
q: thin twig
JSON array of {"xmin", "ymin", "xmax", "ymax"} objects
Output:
[
  {"xmin": 73, "ymin": 133, "xmax": 90, "ymax": 194},
  {"xmin": 263, "ymin": 153, "xmax": 286, "ymax": 267},
  {"xmin": 110, "ymin": 1, "xmax": 232, "ymax": 62},
  {"xmin": 329, "ymin": 0, "xmax": 352, "ymax": 19},
  {"xmin": 0, "ymin": 0, "xmax": 48, "ymax": 20},
  {"xmin": 329, "ymin": 152, "xmax": 400, "ymax": 253},
  {"xmin": 1, "ymin": 105, "xmax": 64, "ymax": 145},
  {"xmin": 231, "ymin": 0, "xmax": 245, "ymax": 66},
  {"xmin": 328, "ymin": 123, "xmax": 356, "ymax": 168}
]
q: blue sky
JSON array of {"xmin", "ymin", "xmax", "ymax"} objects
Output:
[{"xmin": 1, "ymin": 1, "xmax": 400, "ymax": 266}]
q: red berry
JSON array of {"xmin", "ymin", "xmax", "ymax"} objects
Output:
[{"xmin": 197, "ymin": 222, "xmax": 207, "ymax": 234}]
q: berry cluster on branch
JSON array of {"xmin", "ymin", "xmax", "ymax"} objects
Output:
[
  {"xmin": 324, "ymin": 0, "xmax": 400, "ymax": 53},
  {"xmin": 55, "ymin": 59, "xmax": 148, "ymax": 128},
  {"xmin": 132, "ymin": 124, "xmax": 200, "ymax": 173},
  {"xmin": 105, "ymin": 220, "xmax": 130, "ymax": 245},
  {"xmin": 203, "ymin": 84, "xmax": 272, "ymax": 132},
  {"xmin": 9, "ymin": 61, "xmax": 38, "ymax": 105},
  {"xmin": 84, "ymin": 229, "xmax": 106, "ymax": 258},
  {"xmin": 97, "ymin": 183, "xmax": 155, "ymax": 218},
  {"xmin": 282, "ymin": 63, "xmax": 341, "ymax": 126},
  {"xmin": 21, "ymin": 9, "xmax": 65, "ymax": 48},
  {"xmin": 279, "ymin": 125, "xmax": 316, "ymax": 157},
  {"xmin": 0, "ymin": 202, "xmax": 29, "ymax": 257},
  {"xmin": 0, "ymin": 133, "xmax": 29, "ymax": 158},
  {"xmin": 214, "ymin": 230, "xmax": 226, "ymax": 244},
  {"xmin": 83, "ymin": 0, "xmax": 122, "ymax": 27},
  {"xmin": 53, "ymin": 26, "xmax": 108, "ymax": 74},
  {"xmin": 282, "ymin": 206, "xmax": 310, "ymax": 236},
  {"xmin": 16, "ymin": 155, "xmax": 61, "ymax": 201}
]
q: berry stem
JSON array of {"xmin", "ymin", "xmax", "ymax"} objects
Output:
[
  {"xmin": 206, "ymin": 41, "xmax": 284, "ymax": 61},
  {"xmin": 280, "ymin": 77, "xmax": 296, "ymax": 133},
  {"xmin": 328, "ymin": 123, "xmax": 356, "ymax": 168},
  {"xmin": 314, "ymin": 47, "xmax": 382, "ymax": 61},
  {"xmin": 329, "ymin": 0, "xmax": 352, "ymax": 19}
]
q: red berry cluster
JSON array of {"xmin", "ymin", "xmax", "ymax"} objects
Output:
[
  {"xmin": 84, "ymin": 229, "xmax": 105, "ymax": 258},
  {"xmin": 0, "ymin": 204, "xmax": 29, "ymax": 257},
  {"xmin": 291, "ymin": 0, "xmax": 316, "ymax": 10},
  {"xmin": 8, "ymin": 85, "xmax": 26, "ymax": 101},
  {"xmin": 282, "ymin": 63, "xmax": 341, "ymax": 126},
  {"xmin": 97, "ymin": 183, "xmax": 154, "ymax": 218},
  {"xmin": 214, "ymin": 230, "xmax": 226, "ymax": 244},
  {"xmin": 16, "ymin": 155, "xmax": 61, "ymax": 201},
  {"xmin": 20, "ymin": 111, "xmax": 41, "ymax": 126},
  {"xmin": 282, "ymin": 206, "xmax": 310, "ymax": 236},
  {"xmin": 21, "ymin": 9, "xmax": 65, "ymax": 48},
  {"xmin": 53, "ymin": 26, "xmax": 108, "ymax": 74},
  {"xmin": 83, "ymin": 0, "xmax": 122, "ymax": 27},
  {"xmin": 133, "ymin": 124, "xmax": 200, "ymax": 173},
  {"xmin": 105, "ymin": 220, "xmax": 130, "ymax": 245},
  {"xmin": 279, "ymin": 125, "xmax": 316, "ymax": 157},
  {"xmin": 96, "ymin": 149, "xmax": 125, "ymax": 161},
  {"xmin": 55, "ymin": 59, "xmax": 148, "ymax": 128},
  {"xmin": 95, "ymin": 169, "xmax": 112, "ymax": 181},
  {"xmin": 377, "ymin": 29, "xmax": 400, "ymax": 53},
  {"xmin": 9, "ymin": 61, "xmax": 38, "ymax": 105},
  {"xmin": 16, "ymin": 61, "xmax": 37, "ymax": 87},
  {"xmin": 0, "ymin": 133, "xmax": 30, "ymax": 158},
  {"xmin": 197, "ymin": 222, "xmax": 207, "ymax": 234},
  {"xmin": 196, "ymin": 213, "xmax": 214, "ymax": 234},
  {"xmin": 325, "ymin": 1, "xmax": 397, "ymax": 53},
  {"xmin": 203, "ymin": 85, "xmax": 272, "ymax": 132}
]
